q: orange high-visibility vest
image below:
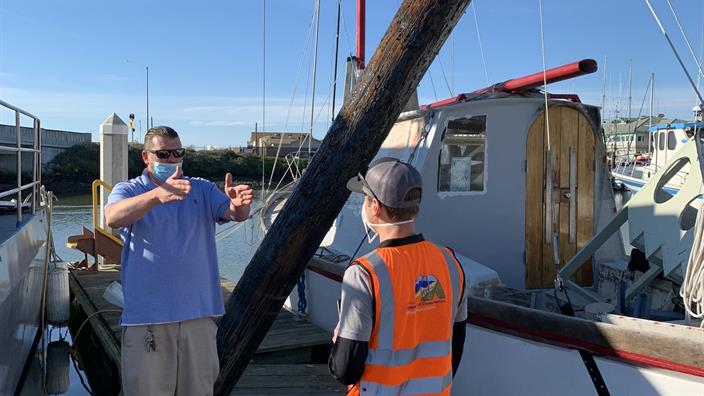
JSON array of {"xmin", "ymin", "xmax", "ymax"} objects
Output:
[{"xmin": 348, "ymin": 241, "xmax": 465, "ymax": 396}]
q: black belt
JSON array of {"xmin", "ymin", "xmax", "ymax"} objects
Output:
[{"xmin": 559, "ymin": 301, "xmax": 611, "ymax": 396}]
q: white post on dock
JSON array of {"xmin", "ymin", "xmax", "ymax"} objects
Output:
[{"xmin": 99, "ymin": 114, "xmax": 128, "ymax": 231}]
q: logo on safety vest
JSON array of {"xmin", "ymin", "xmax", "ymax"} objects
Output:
[{"xmin": 414, "ymin": 275, "xmax": 445, "ymax": 302}]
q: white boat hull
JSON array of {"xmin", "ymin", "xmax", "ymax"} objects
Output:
[
  {"xmin": 0, "ymin": 211, "xmax": 49, "ymax": 394},
  {"xmin": 288, "ymin": 266, "xmax": 704, "ymax": 396}
]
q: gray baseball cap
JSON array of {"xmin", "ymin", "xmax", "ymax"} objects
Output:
[{"xmin": 346, "ymin": 157, "xmax": 422, "ymax": 209}]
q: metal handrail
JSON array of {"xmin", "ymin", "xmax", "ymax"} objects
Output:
[
  {"xmin": 0, "ymin": 181, "xmax": 40, "ymax": 200},
  {"xmin": 0, "ymin": 98, "xmax": 39, "ymax": 119},
  {"xmin": 0, "ymin": 100, "xmax": 41, "ymax": 225},
  {"xmin": 91, "ymin": 179, "xmax": 122, "ymax": 246}
]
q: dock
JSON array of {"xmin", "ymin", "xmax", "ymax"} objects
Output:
[{"xmin": 68, "ymin": 266, "xmax": 345, "ymax": 395}]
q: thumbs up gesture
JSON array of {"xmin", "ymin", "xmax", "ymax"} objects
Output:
[
  {"xmin": 155, "ymin": 166, "xmax": 191, "ymax": 204},
  {"xmin": 224, "ymin": 173, "xmax": 253, "ymax": 208}
]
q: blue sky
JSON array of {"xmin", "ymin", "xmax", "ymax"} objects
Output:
[{"xmin": 1, "ymin": 0, "xmax": 704, "ymax": 147}]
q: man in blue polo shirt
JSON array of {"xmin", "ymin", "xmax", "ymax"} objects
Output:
[{"xmin": 105, "ymin": 125, "xmax": 253, "ymax": 396}]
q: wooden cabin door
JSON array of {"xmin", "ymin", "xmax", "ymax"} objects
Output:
[{"xmin": 525, "ymin": 106, "xmax": 595, "ymax": 289}]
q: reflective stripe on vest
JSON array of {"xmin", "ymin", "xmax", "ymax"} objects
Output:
[
  {"xmin": 362, "ymin": 370, "xmax": 453, "ymax": 396},
  {"xmin": 355, "ymin": 245, "xmax": 463, "ymax": 395}
]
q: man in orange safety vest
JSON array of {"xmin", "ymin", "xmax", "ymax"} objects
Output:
[{"xmin": 329, "ymin": 158, "xmax": 467, "ymax": 395}]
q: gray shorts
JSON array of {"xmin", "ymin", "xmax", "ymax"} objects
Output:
[{"xmin": 121, "ymin": 317, "xmax": 219, "ymax": 396}]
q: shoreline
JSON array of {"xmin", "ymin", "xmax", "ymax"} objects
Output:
[{"xmin": 45, "ymin": 176, "xmax": 267, "ymax": 198}]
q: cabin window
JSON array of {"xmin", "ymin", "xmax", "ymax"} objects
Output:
[
  {"xmin": 667, "ymin": 131, "xmax": 676, "ymax": 150},
  {"xmin": 658, "ymin": 132, "xmax": 665, "ymax": 151},
  {"xmin": 637, "ymin": 135, "xmax": 644, "ymax": 142},
  {"xmin": 438, "ymin": 115, "xmax": 486, "ymax": 192}
]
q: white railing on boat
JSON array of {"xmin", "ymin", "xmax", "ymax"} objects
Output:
[
  {"xmin": 614, "ymin": 158, "xmax": 690, "ymax": 186},
  {"xmin": 0, "ymin": 99, "xmax": 41, "ymax": 224}
]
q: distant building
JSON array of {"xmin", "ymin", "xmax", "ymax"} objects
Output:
[
  {"xmin": 247, "ymin": 132, "xmax": 321, "ymax": 157},
  {"xmin": 0, "ymin": 124, "xmax": 92, "ymax": 172},
  {"xmin": 603, "ymin": 115, "xmax": 687, "ymax": 158}
]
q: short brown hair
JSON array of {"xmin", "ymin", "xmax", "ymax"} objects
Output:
[
  {"xmin": 384, "ymin": 188, "xmax": 422, "ymax": 222},
  {"xmin": 144, "ymin": 126, "xmax": 180, "ymax": 149}
]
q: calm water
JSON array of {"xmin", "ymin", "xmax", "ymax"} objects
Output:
[{"xmin": 21, "ymin": 192, "xmax": 265, "ymax": 395}]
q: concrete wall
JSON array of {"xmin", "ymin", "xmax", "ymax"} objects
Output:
[{"xmin": 0, "ymin": 124, "xmax": 92, "ymax": 173}]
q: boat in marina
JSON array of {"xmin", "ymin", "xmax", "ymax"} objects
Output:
[
  {"xmin": 242, "ymin": 1, "xmax": 704, "ymax": 393},
  {"xmin": 612, "ymin": 117, "xmax": 704, "ymax": 196},
  {"xmin": 0, "ymin": 99, "xmax": 52, "ymax": 395},
  {"xmin": 16, "ymin": 0, "xmax": 703, "ymax": 394},
  {"xmin": 261, "ymin": 64, "xmax": 704, "ymax": 393}
]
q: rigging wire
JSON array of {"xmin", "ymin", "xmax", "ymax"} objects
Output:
[
  {"xmin": 438, "ymin": 58, "xmax": 454, "ymax": 96},
  {"xmin": 267, "ymin": 0, "xmax": 320, "ymax": 191},
  {"xmin": 471, "ymin": 0, "xmax": 490, "ymax": 85},
  {"xmin": 309, "ymin": 0, "xmax": 321, "ymax": 155},
  {"xmin": 262, "ymin": 0, "xmax": 266, "ymax": 200},
  {"xmin": 624, "ymin": 75, "xmax": 653, "ymax": 157},
  {"xmin": 428, "ymin": 70, "xmax": 439, "ymax": 102},
  {"xmin": 664, "ymin": 0, "xmax": 704, "ymax": 81},
  {"xmin": 338, "ymin": 0, "xmax": 355, "ymax": 57},
  {"xmin": 643, "ymin": 0, "xmax": 704, "ymax": 105},
  {"xmin": 264, "ymin": 2, "xmax": 318, "ymax": 195},
  {"xmin": 537, "ymin": 0, "xmax": 561, "ymax": 292}
]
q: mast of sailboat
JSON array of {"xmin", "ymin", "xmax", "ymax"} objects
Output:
[
  {"xmin": 601, "ymin": 56, "xmax": 608, "ymax": 123},
  {"xmin": 650, "ymin": 73, "xmax": 654, "ymax": 130},
  {"xmin": 650, "ymin": 72, "xmax": 655, "ymax": 166},
  {"xmin": 696, "ymin": 22, "xmax": 704, "ymax": 113},
  {"xmin": 332, "ymin": 0, "xmax": 342, "ymax": 121},
  {"xmin": 626, "ymin": 59, "xmax": 633, "ymax": 157},
  {"xmin": 357, "ymin": 0, "xmax": 366, "ymax": 69},
  {"xmin": 309, "ymin": 0, "xmax": 321, "ymax": 155}
]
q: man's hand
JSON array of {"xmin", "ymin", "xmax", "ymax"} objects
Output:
[
  {"xmin": 224, "ymin": 173, "xmax": 253, "ymax": 208},
  {"xmin": 154, "ymin": 166, "xmax": 191, "ymax": 204}
]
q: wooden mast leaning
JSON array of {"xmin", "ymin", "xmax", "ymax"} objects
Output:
[{"xmin": 214, "ymin": 0, "xmax": 473, "ymax": 394}]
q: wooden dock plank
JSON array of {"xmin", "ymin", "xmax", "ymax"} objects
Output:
[
  {"xmin": 69, "ymin": 268, "xmax": 344, "ymax": 394},
  {"xmin": 71, "ymin": 269, "xmax": 332, "ymax": 351},
  {"xmin": 233, "ymin": 364, "xmax": 344, "ymax": 395}
]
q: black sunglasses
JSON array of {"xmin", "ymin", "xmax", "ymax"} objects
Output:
[{"xmin": 148, "ymin": 148, "xmax": 186, "ymax": 159}]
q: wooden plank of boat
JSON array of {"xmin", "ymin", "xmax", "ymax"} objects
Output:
[
  {"xmin": 525, "ymin": 111, "xmax": 545, "ymax": 288},
  {"xmin": 303, "ymin": 258, "xmax": 704, "ymax": 376},
  {"xmin": 559, "ymin": 107, "xmax": 579, "ymax": 278},
  {"xmin": 576, "ymin": 113, "xmax": 595, "ymax": 282},
  {"xmin": 233, "ymin": 364, "xmax": 344, "ymax": 395},
  {"xmin": 214, "ymin": 1, "xmax": 473, "ymax": 394},
  {"xmin": 468, "ymin": 296, "xmax": 704, "ymax": 377}
]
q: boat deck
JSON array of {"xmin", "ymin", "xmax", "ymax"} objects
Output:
[
  {"xmin": 0, "ymin": 210, "xmax": 31, "ymax": 243},
  {"xmin": 68, "ymin": 266, "xmax": 345, "ymax": 395}
]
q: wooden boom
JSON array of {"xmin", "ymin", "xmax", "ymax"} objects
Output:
[{"xmin": 214, "ymin": 1, "xmax": 473, "ymax": 394}]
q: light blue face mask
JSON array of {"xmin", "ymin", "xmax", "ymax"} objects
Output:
[{"xmin": 152, "ymin": 162, "xmax": 182, "ymax": 182}]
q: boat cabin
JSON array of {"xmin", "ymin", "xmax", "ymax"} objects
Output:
[{"xmin": 319, "ymin": 93, "xmax": 622, "ymax": 290}]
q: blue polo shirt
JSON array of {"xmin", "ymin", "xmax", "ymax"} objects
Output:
[{"xmin": 107, "ymin": 169, "xmax": 231, "ymax": 325}]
